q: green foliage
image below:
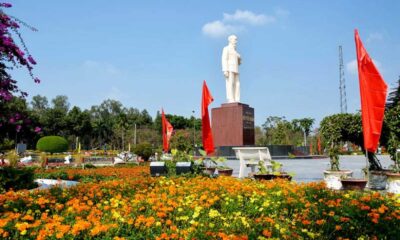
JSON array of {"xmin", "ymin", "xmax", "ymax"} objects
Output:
[
  {"xmin": 36, "ymin": 136, "xmax": 69, "ymax": 153},
  {"xmin": 171, "ymin": 149, "xmax": 193, "ymax": 162},
  {"xmin": 169, "ymin": 129, "xmax": 198, "ymax": 152},
  {"xmin": 385, "ymin": 104, "xmax": 400, "ymax": 171},
  {"xmin": 0, "ymin": 167, "xmax": 37, "ymax": 192},
  {"xmin": 386, "ymin": 76, "xmax": 400, "ymax": 110},
  {"xmin": 261, "ymin": 116, "xmax": 314, "ymax": 146},
  {"xmin": 6, "ymin": 150, "xmax": 19, "ymax": 167},
  {"xmin": 35, "ymin": 170, "xmax": 69, "ymax": 180},
  {"xmin": 134, "ymin": 142, "xmax": 153, "ymax": 161},
  {"xmin": 319, "ymin": 113, "xmax": 362, "ymax": 170}
]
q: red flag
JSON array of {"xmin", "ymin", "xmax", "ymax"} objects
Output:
[
  {"xmin": 201, "ymin": 80, "xmax": 214, "ymax": 155},
  {"xmin": 317, "ymin": 136, "xmax": 321, "ymax": 154},
  {"xmin": 355, "ymin": 29, "xmax": 388, "ymax": 152},
  {"xmin": 161, "ymin": 109, "xmax": 173, "ymax": 152}
]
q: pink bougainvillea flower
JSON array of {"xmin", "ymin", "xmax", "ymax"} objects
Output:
[
  {"xmin": 28, "ymin": 55, "xmax": 36, "ymax": 64},
  {"xmin": 34, "ymin": 126, "xmax": 41, "ymax": 133},
  {"xmin": 0, "ymin": 3, "xmax": 12, "ymax": 8}
]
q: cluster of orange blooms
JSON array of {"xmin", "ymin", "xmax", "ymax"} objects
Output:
[{"xmin": 0, "ymin": 166, "xmax": 400, "ymax": 239}]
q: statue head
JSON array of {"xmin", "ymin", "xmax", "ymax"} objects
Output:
[{"xmin": 228, "ymin": 35, "xmax": 238, "ymax": 48}]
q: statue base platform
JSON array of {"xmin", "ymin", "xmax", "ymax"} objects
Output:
[{"xmin": 211, "ymin": 102, "xmax": 255, "ymax": 147}]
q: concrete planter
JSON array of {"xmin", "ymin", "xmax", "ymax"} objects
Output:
[
  {"xmin": 217, "ymin": 168, "xmax": 233, "ymax": 176},
  {"xmin": 368, "ymin": 170, "xmax": 388, "ymax": 190},
  {"xmin": 386, "ymin": 172, "xmax": 400, "ymax": 194},
  {"xmin": 341, "ymin": 178, "xmax": 368, "ymax": 190},
  {"xmin": 323, "ymin": 170, "xmax": 353, "ymax": 190},
  {"xmin": 201, "ymin": 167, "xmax": 216, "ymax": 175}
]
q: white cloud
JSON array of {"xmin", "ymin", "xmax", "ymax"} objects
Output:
[
  {"xmin": 82, "ymin": 60, "xmax": 121, "ymax": 76},
  {"xmin": 202, "ymin": 20, "xmax": 243, "ymax": 38},
  {"xmin": 346, "ymin": 59, "xmax": 358, "ymax": 75},
  {"xmin": 106, "ymin": 86, "xmax": 127, "ymax": 101},
  {"xmin": 346, "ymin": 59, "xmax": 382, "ymax": 75},
  {"xmin": 274, "ymin": 7, "xmax": 290, "ymax": 18},
  {"xmin": 223, "ymin": 10, "xmax": 275, "ymax": 25},
  {"xmin": 202, "ymin": 9, "xmax": 285, "ymax": 38},
  {"xmin": 366, "ymin": 32, "xmax": 383, "ymax": 43}
]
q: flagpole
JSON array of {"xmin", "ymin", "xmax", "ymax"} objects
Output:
[{"xmin": 365, "ymin": 150, "xmax": 369, "ymax": 177}]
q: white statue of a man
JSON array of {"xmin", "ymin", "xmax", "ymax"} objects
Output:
[{"xmin": 222, "ymin": 35, "xmax": 241, "ymax": 103}]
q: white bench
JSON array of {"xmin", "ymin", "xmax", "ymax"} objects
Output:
[{"xmin": 233, "ymin": 147, "xmax": 272, "ymax": 178}]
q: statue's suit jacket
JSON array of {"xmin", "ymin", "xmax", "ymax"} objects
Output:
[{"xmin": 222, "ymin": 46, "xmax": 241, "ymax": 74}]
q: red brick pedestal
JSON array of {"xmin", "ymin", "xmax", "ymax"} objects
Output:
[{"xmin": 211, "ymin": 103, "xmax": 255, "ymax": 147}]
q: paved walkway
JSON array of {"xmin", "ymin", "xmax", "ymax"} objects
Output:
[{"xmin": 225, "ymin": 155, "xmax": 393, "ymax": 182}]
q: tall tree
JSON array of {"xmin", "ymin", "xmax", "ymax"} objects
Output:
[
  {"xmin": 386, "ymin": 76, "xmax": 400, "ymax": 110},
  {"xmin": 30, "ymin": 95, "xmax": 48, "ymax": 113},
  {"xmin": 52, "ymin": 95, "xmax": 70, "ymax": 113},
  {"xmin": 292, "ymin": 118, "xmax": 315, "ymax": 146}
]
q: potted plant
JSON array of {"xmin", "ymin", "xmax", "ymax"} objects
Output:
[
  {"xmin": 196, "ymin": 149, "xmax": 220, "ymax": 175},
  {"xmin": 386, "ymin": 146, "xmax": 400, "ymax": 194},
  {"xmin": 384, "ymin": 104, "xmax": 400, "ymax": 193},
  {"xmin": 215, "ymin": 157, "xmax": 233, "ymax": 176},
  {"xmin": 253, "ymin": 159, "xmax": 292, "ymax": 181},
  {"xmin": 320, "ymin": 115, "xmax": 356, "ymax": 190}
]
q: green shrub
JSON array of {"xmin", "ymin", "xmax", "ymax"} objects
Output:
[
  {"xmin": 36, "ymin": 136, "xmax": 68, "ymax": 153},
  {"xmin": 134, "ymin": 142, "xmax": 153, "ymax": 161},
  {"xmin": 35, "ymin": 170, "xmax": 69, "ymax": 181},
  {"xmin": 0, "ymin": 167, "xmax": 38, "ymax": 192}
]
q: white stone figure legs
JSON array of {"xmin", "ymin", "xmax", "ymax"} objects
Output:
[{"xmin": 225, "ymin": 72, "xmax": 240, "ymax": 103}]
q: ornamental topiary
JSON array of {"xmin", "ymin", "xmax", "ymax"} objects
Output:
[
  {"xmin": 134, "ymin": 142, "xmax": 153, "ymax": 161},
  {"xmin": 36, "ymin": 136, "xmax": 68, "ymax": 153}
]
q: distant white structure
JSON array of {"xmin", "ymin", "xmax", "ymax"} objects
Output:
[
  {"xmin": 64, "ymin": 155, "xmax": 72, "ymax": 164},
  {"xmin": 20, "ymin": 155, "xmax": 32, "ymax": 164}
]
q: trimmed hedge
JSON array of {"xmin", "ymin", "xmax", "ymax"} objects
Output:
[{"xmin": 36, "ymin": 136, "xmax": 68, "ymax": 153}]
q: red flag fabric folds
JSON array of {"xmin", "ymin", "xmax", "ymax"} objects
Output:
[
  {"xmin": 161, "ymin": 109, "xmax": 173, "ymax": 152},
  {"xmin": 355, "ymin": 29, "xmax": 388, "ymax": 152},
  {"xmin": 317, "ymin": 136, "xmax": 321, "ymax": 155},
  {"xmin": 201, "ymin": 80, "xmax": 215, "ymax": 155}
]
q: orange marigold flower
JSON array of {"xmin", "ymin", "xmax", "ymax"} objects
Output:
[
  {"xmin": 378, "ymin": 204, "xmax": 388, "ymax": 214},
  {"xmin": 301, "ymin": 219, "xmax": 311, "ymax": 225},
  {"xmin": 360, "ymin": 205, "xmax": 370, "ymax": 211},
  {"xmin": 335, "ymin": 225, "xmax": 342, "ymax": 231},
  {"xmin": 262, "ymin": 229, "xmax": 272, "ymax": 237},
  {"xmin": 316, "ymin": 219, "xmax": 325, "ymax": 225},
  {"xmin": 340, "ymin": 217, "xmax": 350, "ymax": 222}
]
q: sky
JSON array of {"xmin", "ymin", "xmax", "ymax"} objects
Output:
[{"xmin": 7, "ymin": 0, "xmax": 400, "ymax": 126}]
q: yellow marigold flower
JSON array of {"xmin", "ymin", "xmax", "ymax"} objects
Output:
[
  {"xmin": 20, "ymin": 230, "xmax": 27, "ymax": 236},
  {"xmin": 209, "ymin": 209, "xmax": 220, "ymax": 218},
  {"xmin": 262, "ymin": 200, "xmax": 270, "ymax": 207}
]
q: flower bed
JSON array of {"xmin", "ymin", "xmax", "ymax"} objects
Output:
[
  {"xmin": 0, "ymin": 167, "xmax": 399, "ymax": 239},
  {"xmin": 34, "ymin": 165, "xmax": 149, "ymax": 182}
]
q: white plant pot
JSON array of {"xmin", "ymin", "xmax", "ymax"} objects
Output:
[
  {"xmin": 323, "ymin": 170, "xmax": 353, "ymax": 190},
  {"xmin": 386, "ymin": 172, "xmax": 400, "ymax": 194}
]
